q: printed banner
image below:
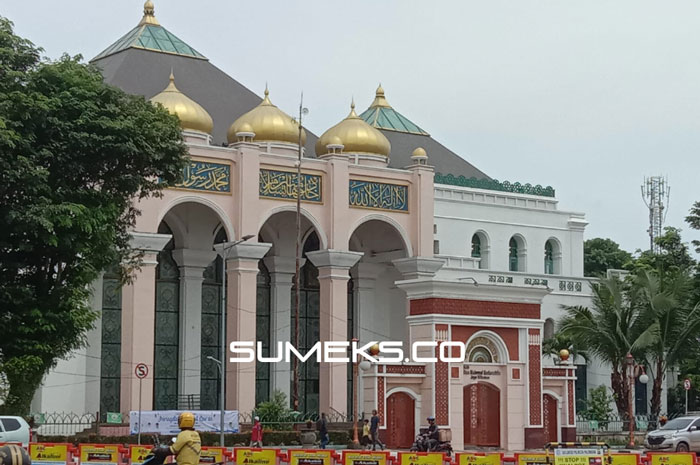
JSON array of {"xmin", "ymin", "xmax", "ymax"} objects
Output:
[
  {"xmin": 398, "ymin": 452, "xmax": 445, "ymax": 465},
  {"xmin": 288, "ymin": 450, "xmax": 333, "ymax": 465},
  {"xmin": 553, "ymin": 449, "xmax": 603, "ymax": 465},
  {"xmin": 457, "ymin": 453, "xmax": 501, "ymax": 465},
  {"xmin": 79, "ymin": 445, "xmax": 120, "ymax": 465},
  {"xmin": 200, "ymin": 448, "xmax": 225, "ymax": 465},
  {"xmin": 30, "ymin": 443, "xmax": 69, "ymax": 465},
  {"xmin": 235, "ymin": 449, "xmax": 277, "ymax": 465},
  {"xmin": 129, "ymin": 410, "xmax": 239, "ymax": 434},
  {"xmin": 650, "ymin": 454, "xmax": 695, "ymax": 465},
  {"xmin": 610, "ymin": 454, "xmax": 640, "ymax": 465},
  {"xmin": 129, "ymin": 446, "xmax": 153, "ymax": 465},
  {"xmin": 343, "ymin": 451, "xmax": 389, "ymax": 465},
  {"xmin": 516, "ymin": 454, "xmax": 550, "ymax": 465}
]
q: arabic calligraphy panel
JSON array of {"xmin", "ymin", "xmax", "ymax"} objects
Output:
[
  {"xmin": 348, "ymin": 179, "xmax": 408, "ymax": 212},
  {"xmin": 259, "ymin": 169, "xmax": 322, "ymax": 203},
  {"xmin": 174, "ymin": 160, "xmax": 231, "ymax": 193}
]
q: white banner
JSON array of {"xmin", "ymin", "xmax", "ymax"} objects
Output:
[{"xmin": 129, "ymin": 410, "xmax": 239, "ymax": 435}]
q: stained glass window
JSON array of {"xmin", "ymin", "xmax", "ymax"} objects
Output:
[
  {"xmin": 100, "ymin": 266, "xmax": 122, "ymax": 419},
  {"xmin": 255, "ymin": 261, "xmax": 271, "ymax": 405},
  {"xmin": 509, "ymin": 238, "xmax": 519, "ymax": 272},
  {"xmin": 200, "ymin": 257, "xmax": 222, "ymax": 411}
]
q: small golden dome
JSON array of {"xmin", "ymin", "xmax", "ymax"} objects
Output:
[
  {"xmin": 238, "ymin": 122, "xmax": 254, "ymax": 134},
  {"xmin": 315, "ymin": 101, "xmax": 391, "ymax": 157},
  {"xmin": 150, "ymin": 72, "xmax": 213, "ymax": 134},
  {"xmin": 369, "ymin": 83, "xmax": 391, "ymax": 108},
  {"xmin": 139, "ymin": 0, "xmax": 160, "ymax": 26},
  {"xmin": 328, "ymin": 135, "xmax": 343, "ymax": 146},
  {"xmin": 227, "ymin": 87, "xmax": 307, "ymax": 145},
  {"xmin": 412, "ymin": 147, "xmax": 427, "ymax": 159}
]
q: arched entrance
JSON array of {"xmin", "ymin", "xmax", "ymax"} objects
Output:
[
  {"xmin": 386, "ymin": 391, "xmax": 415, "ymax": 449},
  {"xmin": 543, "ymin": 394, "xmax": 559, "ymax": 444},
  {"xmin": 463, "ymin": 383, "xmax": 500, "ymax": 447}
]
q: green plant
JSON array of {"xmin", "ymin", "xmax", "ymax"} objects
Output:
[
  {"xmin": 580, "ymin": 385, "xmax": 614, "ymax": 428},
  {"xmin": 254, "ymin": 390, "xmax": 292, "ymax": 431}
]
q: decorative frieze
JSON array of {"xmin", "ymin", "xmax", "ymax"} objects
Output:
[
  {"xmin": 559, "ymin": 280, "xmax": 583, "ymax": 292},
  {"xmin": 174, "ymin": 160, "xmax": 231, "ymax": 193}
]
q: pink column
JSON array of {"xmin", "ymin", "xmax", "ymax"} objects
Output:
[
  {"xmin": 306, "ymin": 250, "xmax": 363, "ymax": 416},
  {"xmin": 219, "ymin": 242, "xmax": 271, "ymax": 413},
  {"xmin": 120, "ymin": 232, "xmax": 172, "ymax": 413}
]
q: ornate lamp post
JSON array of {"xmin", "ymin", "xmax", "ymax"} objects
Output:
[{"xmin": 626, "ymin": 353, "xmax": 649, "ymax": 448}]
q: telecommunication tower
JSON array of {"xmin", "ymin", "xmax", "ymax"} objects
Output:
[{"xmin": 641, "ymin": 176, "xmax": 670, "ymax": 253}]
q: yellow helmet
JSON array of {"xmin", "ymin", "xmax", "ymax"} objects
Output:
[{"xmin": 178, "ymin": 411, "xmax": 195, "ymax": 429}]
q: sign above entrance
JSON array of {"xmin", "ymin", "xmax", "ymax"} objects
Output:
[
  {"xmin": 349, "ymin": 179, "xmax": 408, "ymax": 212},
  {"xmin": 259, "ymin": 169, "xmax": 322, "ymax": 203},
  {"xmin": 174, "ymin": 160, "xmax": 231, "ymax": 193},
  {"xmin": 553, "ymin": 448, "xmax": 603, "ymax": 465},
  {"xmin": 463, "ymin": 366, "xmax": 502, "ymax": 380}
]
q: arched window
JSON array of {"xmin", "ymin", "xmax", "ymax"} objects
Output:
[
  {"xmin": 471, "ymin": 235, "xmax": 481, "ymax": 258},
  {"xmin": 509, "ymin": 238, "xmax": 519, "ymax": 271},
  {"xmin": 544, "ymin": 318, "xmax": 555, "ymax": 340},
  {"xmin": 545, "ymin": 241, "xmax": 554, "ymax": 274},
  {"xmin": 468, "ymin": 346, "xmax": 493, "ymax": 363}
]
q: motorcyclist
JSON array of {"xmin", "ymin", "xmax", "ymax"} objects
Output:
[
  {"xmin": 154, "ymin": 412, "xmax": 201, "ymax": 465},
  {"xmin": 425, "ymin": 416, "xmax": 439, "ymax": 451}
]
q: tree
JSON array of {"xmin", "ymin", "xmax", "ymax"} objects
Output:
[
  {"xmin": 583, "ymin": 238, "xmax": 633, "ymax": 277},
  {"xmin": 0, "ymin": 17, "xmax": 188, "ymax": 414},
  {"xmin": 635, "ymin": 270, "xmax": 700, "ymax": 418},
  {"xmin": 559, "ymin": 277, "xmax": 657, "ymax": 418},
  {"xmin": 634, "ymin": 227, "xmax": 696, "ymax": 276},
  {"xmin": 686, "ymin": 201, "xmax": 700, "ymax": 255}
]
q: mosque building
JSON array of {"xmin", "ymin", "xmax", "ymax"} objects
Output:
[{"xmin": 29, "ymin": 1, "xmax": 645, "ymax": 451}]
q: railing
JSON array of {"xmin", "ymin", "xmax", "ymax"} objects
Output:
[
  {"xmin": 34, "ymin": 412, "xmax": 97, "ymax": 436},
  {"xmin": 575, "ymin": 413, "xmax": 686, "ymax": 435}
]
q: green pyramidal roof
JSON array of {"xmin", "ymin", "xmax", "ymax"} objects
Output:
[
  {"xmin": 359, "ymin": 85, "xmax": 429, "ymax": 136},
  {"xmin": 92, "ymin": 7, "xmax": 206, "ymax": 62}
]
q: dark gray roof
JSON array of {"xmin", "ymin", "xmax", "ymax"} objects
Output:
[
  {"xmin": 379, "ymin": 129, "xmax": 489, "ymax": 179},
  {"xmin": 91, "ymin": 38, "xmax": 487, "ymax": 179},
  {"xmin": 91, "ymin": 48, "xmax": 318, "ymax": 154}
]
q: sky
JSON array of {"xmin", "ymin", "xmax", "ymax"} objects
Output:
[{"xmin": 4, "ymin": 0, "xmax": 699, "ymax": 256}]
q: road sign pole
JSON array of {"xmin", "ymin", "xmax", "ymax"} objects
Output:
[
  {"xmin": 686, "ymin": 388, "xmax": 688, "ymax": 415},
  {"xmin": 138, "ymin": 377, "xmax": 143, "ymax": 445},
  {"xmin": 684, "ymin": 378, "xmax": 691, "ymax": 415}
]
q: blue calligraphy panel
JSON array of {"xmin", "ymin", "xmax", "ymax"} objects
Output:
[
  {"xmin": 348, "ymin": 179, "xmax": 408, "ymax": 212},
  {"xmin": 259, "ymin": 169, "xmax": 322, "ymax": 203},
  {"xmin": 174, "ymin": 160, "xmax": 231, "ymax": 193}
]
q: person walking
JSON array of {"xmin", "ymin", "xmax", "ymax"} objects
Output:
[
  {"xmin": 370, "ymin": 409, "xmax": 385, "ymax": 450},
  {"xmin": 316, "ymin": 413, "xmax": 329, "ymax": 449},
  {"xmin": 250, "ymin": 416, "xmax": 263, "ymax": 448},
  {"xmin": 361, "ymin": 419, "xmax": 371, "ymax": 449}
]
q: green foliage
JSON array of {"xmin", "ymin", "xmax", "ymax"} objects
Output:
[
  {"xmin": 583, "ymin": 238, "xmax": 633, "ymax": 277},
  {"xmin": 541, "ymin": 331, "xmax": 588, "ymax": 362},
  {"xmin": 686, "ymin": 201, "xmax": 700, "ymax": 255},
  {"xmin": 254, "ymin": 391, "xmax": 293, "ymax": 430},
  {"xmin": 580, "ymin": 385, "xmax": 614, "ymax": 427},
  {"xmin": 633, "ymin": 228, "xmax": 696, "ymax": 276},
  {"xmin": 0, "ymin": 17, "xmax": 187, "ymax": 413}
]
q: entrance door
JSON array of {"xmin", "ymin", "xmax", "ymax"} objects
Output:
[
  {"xmin": 543, "ymin": 394, "xmax": 558, "ymax": 444},
  {"xmin": 387, "ymin": 392, "xmax": 415, "ymax": 448},
  {"xmin": 463, "ymin": 383, "xmax": 500, "ymax": 447}
]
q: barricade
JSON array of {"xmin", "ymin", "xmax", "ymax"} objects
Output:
[
  {"xmin": 233, "ymin": 447, "xmax": 285, "ymax": 465},
  {"xmin": 515, "ymin": 453, "xmax": 550, "ymax": 465},
  {"xmin": 342, "ymin": 450, "xmax": 391, "ymax": 465},
  {"xmin": 396, "ymin": 451, "xmax": 448, "ymax": 465},
  {"xmin": 78, "ymin": 444, "xmax": 127, "ymax": 465},
  {"xmin": 284, "ymin": 449, "xmax": 339, "ymax": 465},
  {"xmin": 455, "ymin": 453, "xmax": 503, "ymax": 465},
  {"xmin": 129, "ymin": 445, "xmax": 154, "ymax": 465},
  {"xmin": 646, "ymin": 453, "xmax": 696, "ymax": 465},
  {"xmin": 609, "ymin": 452, "xmax": 642, "ymax": 465},
  {"xmin": 29, "ymin": 443, "xmax": 77, "ymax": 465},
  {"xmin": 200, "ymin": 446, "xmax": 227, "ymax": 465}
]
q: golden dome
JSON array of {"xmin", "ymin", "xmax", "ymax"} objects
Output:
[
  {"xmin": 328, "ymin": 135, "xmax": 343, "ymax": 146},
  {"xmin": 227, "ymin": 88, "xmax": 307, "ymax": 145},
  {"xmin": 316, "ymin": 102, "xmax": 391, "ymax": 157},
  {"xmin": 150, "ymin": 72, "xmax": 213, "ymax": 134},
  {"xmin": 412, "ymin": 147, "xmax": 427, "ymax": 159}
]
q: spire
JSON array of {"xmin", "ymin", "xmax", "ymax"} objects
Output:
[
  {"xmin": 348, "ymin": 98, "xmax": 359, "ymax": 118},
  {"xmin": 261, "ymin": 84, "xmax": 272, "ymax": 106},
  {"xmin": 370, "ymin": 83, "xmax": 391, "ymax": 108},
  {"xmin": 139, "ymin": 0, "xmax": 160, "ymax": 26}
]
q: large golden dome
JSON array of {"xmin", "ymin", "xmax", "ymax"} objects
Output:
[
  {"xmin": 316, "ymin": 102, "xmax": 391, "ymax": 157},
  {"xmin": 150, "ymin": 72, "xmax": 213, "ymax": 134},
  {"xmin": 227, "ymin": 88, "xmax": 306, "ymax": 145}
]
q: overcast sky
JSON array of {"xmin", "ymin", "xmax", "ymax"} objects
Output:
[{"xmin": 4, "ymin": 1, "xmax": 699, "ymax": 256}]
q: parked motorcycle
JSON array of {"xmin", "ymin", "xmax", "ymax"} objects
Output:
[
  {"xmin": 410, "ymin": 433, "xmax": 453, "ymax": 457},
  {"xmin": 142, "ymin": 435, "xmax": 171, "ymax": 465}
]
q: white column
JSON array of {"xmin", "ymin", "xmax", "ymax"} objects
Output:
[
  {"xmin": 172, "ymin": 249, "xmax": 218, "ymax": 400},
  {"xmin": 352, "ymin": 263, "xmax": 383, "ymax": 344},
  {"xmin": 263, "ymin": 256, "xmax": 304, "ymax": 400}
]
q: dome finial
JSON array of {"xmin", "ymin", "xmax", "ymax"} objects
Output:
[
  {"xmin": 370, "ymin": 83, "xmax": 390, "ymax": 108},
  {"xmin": 139, "ymin": 0, "xmax": 160, "ymax": 26},
  {"xmin": 261, "ymin": 84, "xmax": 272, "ymax": 105},
  {"xmin": 169, "ymin": 68, "xmax": 174, "ymax": 82}
]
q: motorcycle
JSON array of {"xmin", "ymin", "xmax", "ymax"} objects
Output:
[
  {"xmin": 410, "ymin": 432, "xmax": 453, "ymax": 457},
  {"xmin": 142, "ymin": 435, "xmax": 172, "ymax": 465}
]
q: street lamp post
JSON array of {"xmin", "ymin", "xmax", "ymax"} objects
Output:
[
  {"xmin": 214, "ymin": 234, "xmax": 254, "ymax": 447},
  {"xmin": 626, "ymin": 353, "xmax": 649, "ymax": 449}
]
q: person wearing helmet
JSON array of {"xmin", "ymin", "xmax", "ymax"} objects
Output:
[
  {"xmin": 0, "ymin": 444, "xmax": 31, "ymax": 465},
  {"xmin": 155, "ymin": 412, "xmax": 201, "ymax": 465},
  {"xmin": 425, "ymin": 416, "xmax": 439, "ymax": 451}
]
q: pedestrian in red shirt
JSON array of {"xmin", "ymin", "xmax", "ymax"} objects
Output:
[{"xmin": 250, "ymin": 416, "xmax": 263, "ymax": 447}]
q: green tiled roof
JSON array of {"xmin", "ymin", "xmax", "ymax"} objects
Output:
[
  {"xmin": 92, "ymin": 24, "xmax": 206, "ymax": 62},
  {"xmin": 360, "ymin": 105, "xmax": 429, "ymax": 136}
]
